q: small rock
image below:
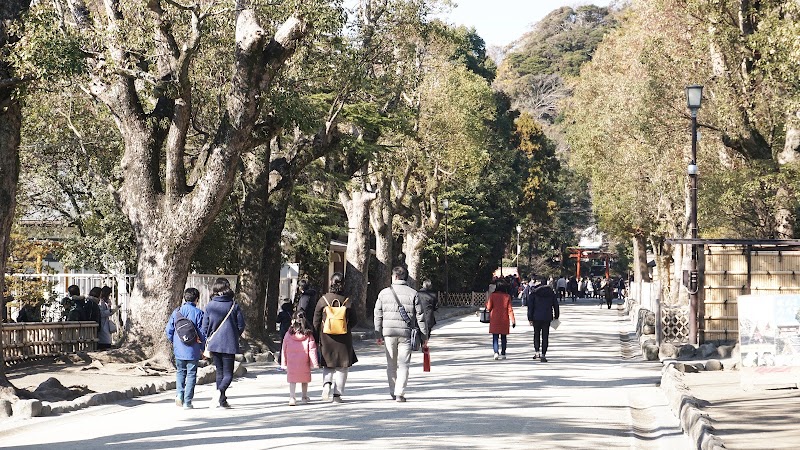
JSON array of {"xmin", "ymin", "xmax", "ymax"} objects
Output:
[
  {"xmin": 691, "ymin": 363, "xmax": 705, "ymax": 371},
  {"xmin": 255, "ymin": 353, "xmax": 270, "ymax": 363},
  {"xmin": 233, "ymin": 361, "xmax": 247, "ymax": 377},
  {"xmin": 699, "ymin": 343, "xmax": 718, "ymax": 358},
  {"xmin": 681, "ymin": 363, "xmax": 699, "ymax": 373},
  {"xmin": 644, "ymin": 311, "xmax": 656, "ymax": 326},
  {"xmin": 678, "ymin": 344, "xmax": 697, "ymax": 359},
  {"xmin": 0, "ymin": 400, "xmax": 12, "ymax": 417},
  {"xmin": 642, "ymin": 325, "xmax": 655, "ymax": 335},
  {"xmin": 643, "ymin": 343, "xmax": 659, "ymax": 360},
  {"xmin": 659, "ymin": 342, "xmax": 678, "ymax": 359},
  {"xmin": 672, "ymin": 362, "xmax": 687, "ymax": 372},
  {"xmin": 717, "ymin": 345, "xmax": 733, "ymax": 358},
  {"xmin": 705, "ymin": 359, "xmax": 724, "ymax": 371},
  {"xmin": 12, "ymin": 399, "xmax": 43, "ymax": 418},
  {"xmin": 244, "ymin": 352, "xmax": 255, "ymax": 363},
  {"xmin": 235, "ymin": 354, "xmax": 245, "ymax": 362},
  {"xmin": 39, "ymin": 404, "xmax": 51, "ymax": 416}
]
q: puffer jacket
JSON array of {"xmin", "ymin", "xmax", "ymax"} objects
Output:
[{"xmin": 374, "ymin": 280, "xmax": 428, "ymax": 338}]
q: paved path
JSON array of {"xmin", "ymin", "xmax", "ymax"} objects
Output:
[{"xmin": 0, "ymin": 300, "xmax": 690, "ymax": 449}]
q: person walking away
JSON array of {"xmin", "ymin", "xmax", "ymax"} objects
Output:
[
  {"xmin": 296, "ymin": 279, "xmax": 318, "ymax": 338},
  {"xmin": 556, "ymin": 276, "xmax": 567, "ymax": 302},
  {"xmin": 374, "ymin": 266, "xmax": 428, "ymax": 402},
  {"xmin": 416, "ymin": 279, "xmax": 438, "ymax": 340},
  {"xmin": 97, "ymin": 286, "xmax": 118, "ymax": 350},
  {"xmin": 603, "ymin": 277, "xmax": 614, "ymax": 309},
  {"xmin": 282, "ymin": 310, "xmax": 319, "ymax": 406},
  {"xmin": 567, "ymin": 276, "xmax": 578, "ymax": 302},
  {"xmin": 276, "ymin": 302, "xmax": 292, "ymax": 368},
  {"xmin": 165, "ymin": 288, "xmax": 205, "ymax": 409},
  {"xmin": 617, "ymin": 277, "xmax": 626, "ymax": 301},
  {"xmin": 486, "ymin": 282, "xmax": 515, "ymax": 360},
  {"xmin": 201, "ymin": 278, "xmax": 245, "ymax": 408},
  {"xmin": 528, "ymin": 278, "xmax": 559, "ymax": 362},
  {"xmin": 579, "ymin": 277, "xmax": 588, "ymax": 299},
  {"xmin": 313, "ymin": 272, "xmax": 357, "ymax": 403}
]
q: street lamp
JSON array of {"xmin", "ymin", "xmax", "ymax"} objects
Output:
[
  {"xmin": 516, "ymin": 224, "xmax": 522, "ymax": 266},
  {"xmin": 686, "ymin": 84, "xmax": 703, "ymax": 345},
  {"xmin": 443, "ymin": 199, "xmax": 449, "ymax": 301}
]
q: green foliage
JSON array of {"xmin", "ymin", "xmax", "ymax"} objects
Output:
[
  {"xmin": 10, "ymin": 6, "xmax": 86, "ymax": 80},
  {"xmin": 497, "ymin": 5, "xmax": 616, "ymax": 81}
]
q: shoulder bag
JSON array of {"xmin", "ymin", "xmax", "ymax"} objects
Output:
[
  {"xmin": 203, "ymin": 302, "xmax": 236, "ymax": 359},
  {"xmin": 389, "ymin": 286, "xmax": 422, "ymax": 351}
]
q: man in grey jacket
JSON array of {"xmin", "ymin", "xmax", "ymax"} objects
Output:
[{"xmin": 374, "ymin": 266, "xmax": 428, "ymax": 402}]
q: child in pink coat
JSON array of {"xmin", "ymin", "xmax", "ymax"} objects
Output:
[{"xmin": 281, "ymin": 310, "xmax": 319, "ymax": 406}]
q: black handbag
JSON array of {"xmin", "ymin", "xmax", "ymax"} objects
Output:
[{"xmin": 390, "ymin": 286, "xmax": 423, "ymax": 351}]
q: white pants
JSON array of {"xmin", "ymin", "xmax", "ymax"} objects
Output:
[
  {"xmin": 383, "ymin": 335, "xmax": 412, "ymax": 396},
  {"xmin": 322, "ymin": 367, "xmax": 349, "ymax": 396}
]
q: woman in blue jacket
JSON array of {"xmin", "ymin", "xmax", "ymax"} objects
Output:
[{"xmin": 201, "ymin": 278, "xmax": 246, "ymax": 408}]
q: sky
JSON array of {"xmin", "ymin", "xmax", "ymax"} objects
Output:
[{"xmin": 444, "ymin": 0, "xmax": 613, "ymax": 48}]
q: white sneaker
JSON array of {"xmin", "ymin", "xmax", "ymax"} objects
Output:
[
  {"xmin": 288, "ymin": 397, "xmax": 296, "ymax": 406},
  {"xmin": 493, "ymin": 352, "xmax": 500, "ymax": 360},
  {"xmin": 321, "ymin": 383, "xmax": 332, "ymax": 402}
]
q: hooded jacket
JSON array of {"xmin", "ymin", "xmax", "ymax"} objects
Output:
[{"xmin": 528, "ymin": 285, "xmax": 560, "ymax": 322}]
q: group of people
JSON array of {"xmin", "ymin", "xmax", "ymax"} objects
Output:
[
  {"xmin": 485, "ymin": 278, "xmax": 559, "ymax": 362},
  {"xmin": 277, "ymin": 266, "xmax": 437, "ymax": 405},
  {"xmin": 548, "ymin": 275, "xmax": 625, "ymax": 309},
  {"xmin": 61, "ymin": 285, "xmax": 118, "ymax": 350},
  {"xmin": 165, "ymin": 278, "xmax": 246, "ymax": 409},
  {"xmin": 167, "ymin": 268, "xmax": 438, "ymax": 410}
]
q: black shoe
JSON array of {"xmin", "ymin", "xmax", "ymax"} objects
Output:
[
  {"xmin": 540, "ymin": 356, "xmax": 548, "ymax": 363},
  {"xmin": 396, "ymin": 395, "xmax": 406, "ymax": 403},
  {"xmin": 390, "ymin": 394, "xmax": 396, "ymax": 400}
]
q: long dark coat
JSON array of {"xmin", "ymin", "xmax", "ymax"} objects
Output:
[{"xmin": 313, "ymin": 293, "xmax": 358, "ymax": 368}]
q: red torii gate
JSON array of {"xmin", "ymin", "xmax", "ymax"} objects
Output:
[{"xmin": 567, "ymin": 247, "xmax": 611, "ymax": 279}]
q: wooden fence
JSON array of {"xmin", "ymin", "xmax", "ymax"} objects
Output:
[{"xmin": 2, "ymin": 321, "xmax": 98, "ymax": 363}]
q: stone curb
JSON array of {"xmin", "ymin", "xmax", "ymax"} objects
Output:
[
  {"xmin": 23, "ymin": 361, "xmax": 248, "ymax": 418},
  {"xmin": 660, "ymin": 364, "xmax": 727, "ymax": 450}
]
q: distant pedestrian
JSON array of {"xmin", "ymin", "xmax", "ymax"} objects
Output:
[
  {"xmin": 567, "ymin": 276, "xmax": 578, "ymax": 302},
  {"xmin": 313, "ymin": 272, "xmax": 357, "ymax": 403},
  {"xmin": 276, "ymin": 302, "xmax": 292, "ymax": 367},
  {"xmin": 97, "ymin": 286, "xmax": 118, "ymax": 350},
  {"xmin": 556, "ymin": 276, "xmax": 567, "ymax": 302},
  {"xmin": 617, "ymin": 277, "xmax": 626, "ymax": 301},
  {"xmin": 603, "ymin": 277, "xmax": 614, "ymax": 309},
  {"xmin": 528, "ymin": 278, "xmax": 559, "ymax": 363},
  {"xmin": 416, "ymin": 279, "xmax": 438, "ymax": 339},
  {"xmin": 295, "ymin": 279, "xmax": 318, "ymax": 337},
  {"xmin": 166, "ymin": 288, "xmax": 205, "ymax": 409},
  {"xmin": 281, "ymin": 310, "xmax": 319, "ymax": 406},
  {"xmin": 486, "ymin": 282, "xmax": 515, "ymax": 360},
  {"xmin": 201, "ymin": 278, "xmax": 246, "ymax": 409},
  {"xmin": 374, "ymin": 266, "xmax": 427, "ymax": 402}
]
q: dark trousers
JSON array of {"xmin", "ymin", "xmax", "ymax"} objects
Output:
[
  {"xmin": 606, "ymin": 297, "xmax": 613, "ymax": 309},
  {"xmin": 533, "ymin": 320, "xmax": 551, "ymax": 355},
  {"xmin": 492, "ymin": 334, "xmax": 507, "ymax": 355},
  {"xmin": 212, "ymin": 352, "xmax": 235, "ymax": 404}
]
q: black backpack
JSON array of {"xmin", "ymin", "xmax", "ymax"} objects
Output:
[{"xmin": 173, "ymin": 308, "xmax": 199, "ymax": 345}]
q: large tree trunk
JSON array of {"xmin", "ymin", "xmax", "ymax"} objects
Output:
[
  {"xmin": 633, "ymin": 233, "xmax": 651, "ymax": 283},
  {"xmin": 402, "ymin": 228, "xmax": 427, "ymax": 289},
  {"xmin": 340, "ymin": 188, "xmax": 376, "ymax": 324},
  {"xmin": 262, "ymin": 187, "xmax": 292, "ymax": 333},
  {"xmin": 64, "ymin": 5, "xmax": 308, "ymax": 359},
  {"xmin": 236, "ymin": 145, "xmax": 272, "ymax": 342},
  {"xmin": 369, "ymin": 179, "xmax": 394, "ymax": 292},
  {"xmin": 0, "ymin": 0, "xmax": 32, "ymax": 389}
]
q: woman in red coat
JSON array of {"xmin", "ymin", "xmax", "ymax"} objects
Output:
[{"xmin": 486, "ymin": 282, "xmax": 516, "ymax": 360}]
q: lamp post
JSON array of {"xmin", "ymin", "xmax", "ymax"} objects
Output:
[
  {"xmin": 516, "ymin": 224, "xmax": 522, "ymax": 269},
  {"xmin": 443, "ymin": 199, "xmax": 450, "ymax": 301},
  {"xmin": 686, "ymin": 84, "xmax": 703, "ymax": 345}
]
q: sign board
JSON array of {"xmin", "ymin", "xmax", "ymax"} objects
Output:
[{"xmin": 738, "ymin": 294, "xmax": 800, "ymax": 389}]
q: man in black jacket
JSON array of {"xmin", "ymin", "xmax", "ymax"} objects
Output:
[
  {"xmin": 527, "ymin": 278, "xmax": 560, "ymax": 362},
  {"xmin": 416, "ymin": 279, "xmax": 438, "ymax": 339}
]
